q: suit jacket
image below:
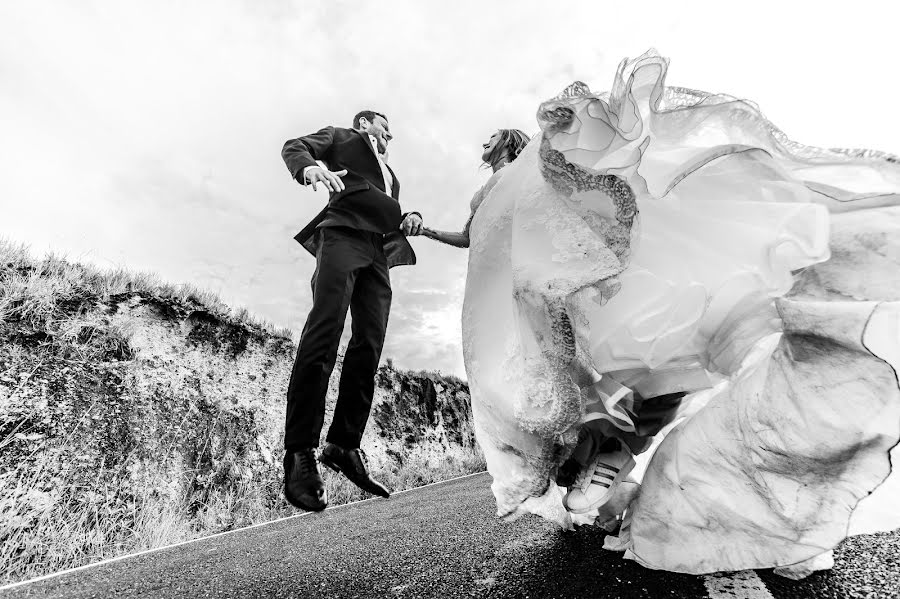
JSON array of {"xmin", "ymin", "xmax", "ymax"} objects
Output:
[{"xmin": 282, "ymin": 126, "xmax": 417, "ymax": 268}]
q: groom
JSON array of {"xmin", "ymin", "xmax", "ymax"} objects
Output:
[{"xmin": 280, "ymin": 110, "xmax": 423, "ymax": 511}]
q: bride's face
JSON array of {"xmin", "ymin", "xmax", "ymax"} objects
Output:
[{"xmin": 481, "ymin": 131, "xmax": 503, "ymax": 163}]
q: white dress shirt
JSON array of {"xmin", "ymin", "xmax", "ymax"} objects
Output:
[{"xmin": 368, "ymin": 134, "xmax": 393, "ymax": 193}]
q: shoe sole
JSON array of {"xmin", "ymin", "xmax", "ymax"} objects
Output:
[
  {"xmin": 318, "ymin": 455, "xmax": 391, "ymax": 498},
  {"xmin": 564, "ymin": 456, "xmax": 636, "ymax": 515},
  {"xmin": 283, "ymin": 488, "xmax": 328, "ymax": 512}
]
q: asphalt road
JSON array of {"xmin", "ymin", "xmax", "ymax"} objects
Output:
[{"xmin": 1, "ymin": 473, "xmax": 897, "ymax": 599}]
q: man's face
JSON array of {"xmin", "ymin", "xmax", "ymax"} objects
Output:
[{"xmin": 362, "ymin": 115, "xmax": 392, "ymax": 154}]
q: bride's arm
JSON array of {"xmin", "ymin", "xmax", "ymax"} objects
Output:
[
  {"xmin": 419, "ymin": 181, "xmax": 493, "ymax": 248},
  {"xmin": 421, "ymin": 211, "xmax": 474, "ymax": 249}
]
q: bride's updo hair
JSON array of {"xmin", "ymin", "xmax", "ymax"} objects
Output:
[{"xmin": 484, "ymin": 129, "xmax": 532, "ymax": 168}]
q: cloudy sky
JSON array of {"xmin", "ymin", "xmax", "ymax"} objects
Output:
[{"xmin": 2, "ymin": 1, "xmax": 898, "ymax": 377}]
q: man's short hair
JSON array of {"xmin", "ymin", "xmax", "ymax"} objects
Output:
[{"xmin": 352, "ymin": 110, "xmax": 387, "ymax": 129}]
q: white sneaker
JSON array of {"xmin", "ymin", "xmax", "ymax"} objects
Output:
[{"xmin": 563, "ymin": 445, "xmax": 635, "ymax": 514}]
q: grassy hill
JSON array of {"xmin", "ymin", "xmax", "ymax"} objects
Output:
[{"xmin": 0, "ymin": 238, "xmax": 482, "ymax": 585}]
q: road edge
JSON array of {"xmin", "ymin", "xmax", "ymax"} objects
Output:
[{"xmin": 0, "ymin": 470, "xmax": 490, "ymax": 591}]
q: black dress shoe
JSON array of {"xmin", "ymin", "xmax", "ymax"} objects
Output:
[
  {"xmin": 318, "ymin": 442, "xmax": 390, "ymax": 498},
  {"xmin": 284, "ymin": 449, "xmax": 327, "ymax": 511}
]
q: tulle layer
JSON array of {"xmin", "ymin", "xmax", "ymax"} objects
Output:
[
  {"xmin": 463, "ymin": 49, "xmax": 900, "ymax": 574},
  {"xmin": 617, "ymin": 297, "xmax": 900, "ymax": 575}
]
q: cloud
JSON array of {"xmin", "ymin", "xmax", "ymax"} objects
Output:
[{"xmin": 1, "ymin": 1, "xmax": 898, "ymax": 377}]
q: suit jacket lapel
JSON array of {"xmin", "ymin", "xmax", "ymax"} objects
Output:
[
  {"xmin": 353, "ymin": 128, "xmax": 379, "ymax": 160},
  {"xmin": 386, "ymin": 163, "xmax": 399, "ymax": 199},
  {"xmin": 353, "ymin": 128, "xmax": 397, "ymax": 195}
]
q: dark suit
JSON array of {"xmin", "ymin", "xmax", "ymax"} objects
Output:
[
  {"xmin": 281, "ymin": 126, "xmax": 418, "ymax": 451},
  {"xmin": 284, "ymin": 126, "xmax": 417, "ymax": 268}
]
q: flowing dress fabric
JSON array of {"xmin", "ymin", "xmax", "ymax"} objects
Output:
[{"xmin": 462, "ymin": 49, "xmax": 900, "ymax": 574}]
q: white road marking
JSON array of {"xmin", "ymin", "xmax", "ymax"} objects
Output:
[
  {"xmin": 703, "ymin": 570, "xmax": 774, "ymax": 599},
  {"xmin": 0, "ymin": 470, "xmax": 489, "ymax": 591}
]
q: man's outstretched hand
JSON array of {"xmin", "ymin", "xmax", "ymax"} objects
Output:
[
  {"xmin": 400, "ymin": 213, "xmax": 424, "ymax": 236},
  {"xmin": 305, "ymin": 166, "xmax": 348, "ymax": 192}
]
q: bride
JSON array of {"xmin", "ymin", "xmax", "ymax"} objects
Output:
[
  {"xmin": 417, "ymin": 49, "xmax": 900, "ymax": 578},
  {"xmin": 420, "ymin": 128, "xmax": 531, "ymax": 248}
]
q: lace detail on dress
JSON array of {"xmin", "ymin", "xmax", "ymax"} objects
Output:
[
  {"xmin": 468, "ymin": 169, "xmax": 514, "ymax": 258},
  {"xmin": 663, "ymin": 87, "xmax": 900, "ymax": 165},
  {"xmin": 504, "ymin": 294, "xmax": 583, "ymax": 434},
  {"xmin": 536, "ymin": 81, "xmax": 590, "ymax": 131},
  {"xmin": 659, "ymin": 87, "xmax": 900, "ymax": 164},
  {"xmin": 580, "ymin": 212, "xmax": 632, "ymax": 266},
  {"xmin": 539, "ymin": 137, "xmax": 638, "ymax": 228},
  {"xmin": 659, "ymin": 86, "xmax": 713, "ymax": 110},
  {"xmin": 529, "ymin": 136, "xmax": 638, "ymax": 302},
  {"xmin": 530, "ymin": 205, "xmax": 623, "ymax": 270}
]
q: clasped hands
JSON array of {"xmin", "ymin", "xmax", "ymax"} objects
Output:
[
  {"xmin": 305, "ymin": 166, "xmax": 424, "ymax": 237},
  {"xmin": 400, "ymin": 213, "xmax": 423, "ymax": 236}
]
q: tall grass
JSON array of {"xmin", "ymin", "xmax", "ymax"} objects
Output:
[
  {"xmin": 0, "ymin": 237, "xmax": 291, "ymax": 341},
  {"xmin": 0, "ymin": 238, "xmax": 481, "ymax": 585},
  {"xmin": 0, "ymin": 435, "xmax": 484, "ymax": 585}
]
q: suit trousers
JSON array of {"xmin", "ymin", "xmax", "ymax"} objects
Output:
[{"xmin": 284, "ymin": 226, "xmax": 392, "ymax": 451}]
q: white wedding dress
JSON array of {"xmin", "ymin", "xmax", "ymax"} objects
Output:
[{"xmin": 463, "ymin": 49, "xmax": 900, "ymax": 577}]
